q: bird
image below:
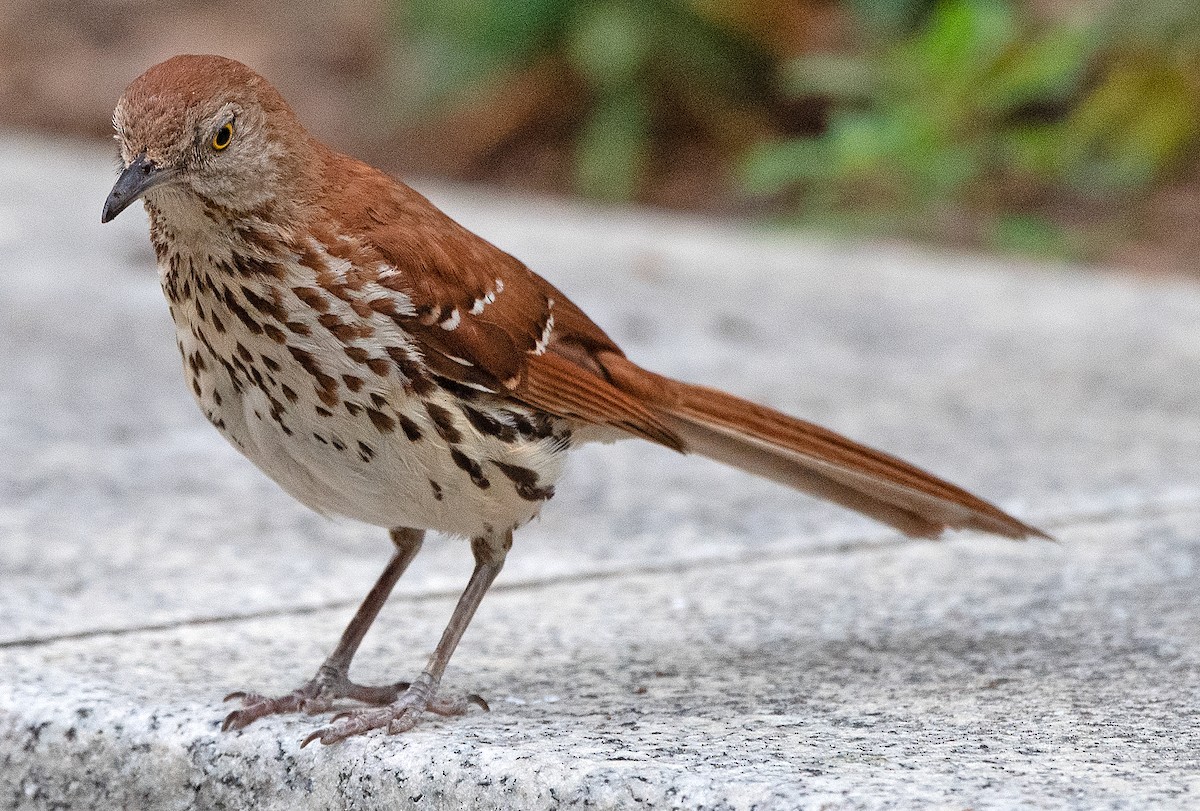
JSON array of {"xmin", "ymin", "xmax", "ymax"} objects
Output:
[{"xmin": 101, "ymin": 54, "xmax": 1046, "ymax": 746}]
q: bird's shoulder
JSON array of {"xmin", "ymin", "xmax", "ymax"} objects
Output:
[{"xmin": 313, "ymin": 153, "xmax": 620, "ymax": 389}]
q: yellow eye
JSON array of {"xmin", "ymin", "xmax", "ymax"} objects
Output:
[{"xmin": 212, "ymin": 122, "xmax": 234, "ymax": 151}]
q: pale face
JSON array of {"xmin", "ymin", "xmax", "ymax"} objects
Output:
[{"xmin": 105, "ymin": 84, "xmax": 296, "ymax": 223}]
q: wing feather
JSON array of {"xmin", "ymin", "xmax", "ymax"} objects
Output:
[{"xmin": 319, "ymin": 161, "xmax": 682, "ymax": 448}]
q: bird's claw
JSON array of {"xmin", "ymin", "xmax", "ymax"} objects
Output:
[
  {"xmin": 299, "ymin": 685, "xmax": 488, "ymax": 746},
  {"xmin": 220, "ymin": 675, "xmax": 412, "ymax": 732},
  {"xmin": 222, "ymin": 688, "xmax": 330, "ymax": 731}
]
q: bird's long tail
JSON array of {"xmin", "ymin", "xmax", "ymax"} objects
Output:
[{"xmin": 598, "ymin": 352, "xmax": 1047, "ymax": 540}]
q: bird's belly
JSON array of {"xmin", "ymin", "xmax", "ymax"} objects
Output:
[
  {"xmin": 179, "ymin": 331, "xmax": 570, "ymax": 539},
  {"xmin": 212, "ymin": 382, "xmax": 566, "ymax": 536}
]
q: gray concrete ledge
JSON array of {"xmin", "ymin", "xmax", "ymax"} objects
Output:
[{"xmin": 1, "ymin": 135, "xmax": 1198, "ymax": 809}]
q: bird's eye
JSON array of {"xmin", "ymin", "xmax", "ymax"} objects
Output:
[{"xmin": 212, "ymin": 122, "xmax": 234, "ymax": 151}]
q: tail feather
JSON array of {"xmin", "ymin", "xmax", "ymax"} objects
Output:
[{"xmin": 599, "ymin": 352, "xmax": 1047, "ymax": 541}]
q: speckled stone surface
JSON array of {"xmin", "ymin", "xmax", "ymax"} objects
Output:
[{"xmin": 1, "ymin": 136, "xmax": 1198, "ymax": 809}]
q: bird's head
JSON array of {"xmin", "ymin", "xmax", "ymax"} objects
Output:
[{"xmin": 102, "ymin": 54, "xmax": 312, "ymax": 224}]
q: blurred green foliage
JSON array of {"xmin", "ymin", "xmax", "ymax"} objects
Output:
[
  {"xmin": 405, "ymin": 0, "xmax": 768, "ymax": 201},
  {"xmin": 401, "ymin": 0, "xmax": 1200, "ymax": 258},
  {"xmin": 746, "ymin": 0, "xmax": 1200, "ymax": 254}
]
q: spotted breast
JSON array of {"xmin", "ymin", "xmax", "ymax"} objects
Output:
[{"xmin": 148, "ymin": 179, "xmax": 575, "ymax": 540}]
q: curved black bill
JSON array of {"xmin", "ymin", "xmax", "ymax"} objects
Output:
[{"xmin": 101, "ymin": 154, "xmax": 168, "ymax": 223}]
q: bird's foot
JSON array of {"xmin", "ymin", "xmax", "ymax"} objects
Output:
[
  {"xmin": 300, "ymin": 675, "xmax": 488, "ymax": 746},
  {"xmin": 222, "ymin": 666, "xmax": 410, "ymax": 731}
]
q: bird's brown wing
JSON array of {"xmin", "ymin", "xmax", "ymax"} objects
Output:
[{"xmin": 326, "ymin": 166, "xmax": 682, "ymax": 448}]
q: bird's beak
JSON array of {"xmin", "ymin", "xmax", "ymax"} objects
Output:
[{"xmin": 101, "ymin": 154, "xmax": 172, "ymax": 223}]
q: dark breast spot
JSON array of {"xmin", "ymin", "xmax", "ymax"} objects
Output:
[
  {"xmin": 433, "ymin": 375, "xmax": 482, "ymax": 402},
  {"xmin": 367, "ymin": 408, "xmax": 395, "ymax": 433},
  {"xmin": 424, "ymin": 402, "xmax": 463, "ymax": 444},
  {"xmin": 293, "ymin": 287, "xmax": 330, "ymax": 312},
  {"xmin": 319, "ymin": 313, "xmax": 372, "ymax": 343},
  {"xmin": 315, "ymin": 387, "xmax": 339, "ymax": 408},
  {"xmin": 289, "ymin": 345, "xmax": 340, "ymax": 405},
  {"xmin": 386, "ymin": 346, "xmax": 421, "ymax": 378},
  {"xmin": 186, "ymin": 350, "xmax": 207, "ymax": 375},
  {"xmin": 241, "ymin": 285, "xmax": 287, "ymax": 322},
  {"xmin": 233, "ymin": 255, "xmax": 287, "ymax": 280},
  {"xmin": 220, "ymin": 287, "xmax": 264, "ymax": 335},
  {"xmin": 288, "ymin": 345, "xmax": 323, "ymax": 376},
  {"xmin": 450, "ymin": 448, "xmax": 489, "ymax": 489},
  {"xmin": 461, "ymin": 405, "xmax": 517, "ymax": 443},
  {"xmin": 398, "ymin": 414, "xmax": 423, "ymax": 441},
  {"xmin": 492, "ymin": 460, "xmax": 556, "ymax": 502}
]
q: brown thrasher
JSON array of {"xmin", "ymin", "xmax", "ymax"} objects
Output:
[{"xmin": 102, "ymin": 55, "xmax": 1045, "ymax": 746}]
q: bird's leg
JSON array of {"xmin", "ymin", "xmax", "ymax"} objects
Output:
[
  {"xmin": 222, "ymin": 527, "xmax": 425, "ymax": 731},
  {"xmin": 301, "ymin": 530, "xmax": 510, "ymax": 746}
]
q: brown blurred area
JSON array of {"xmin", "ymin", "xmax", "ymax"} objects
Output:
[
  {"xmin": 0, "ymin": 0, "xmax": 811, "ymax": 213},
  {"xmin": 0, "ymin": 0, "xmax": 393, "ymax": 155}
]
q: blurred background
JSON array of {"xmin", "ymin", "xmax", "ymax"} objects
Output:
[{"xmin": 4, "ymin": 0, "xmax": 1198, "ymax": 273}]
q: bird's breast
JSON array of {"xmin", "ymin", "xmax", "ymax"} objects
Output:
[{"xmin": 157, "ymin": 242, "xmax": 573, "ymax": 538}]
